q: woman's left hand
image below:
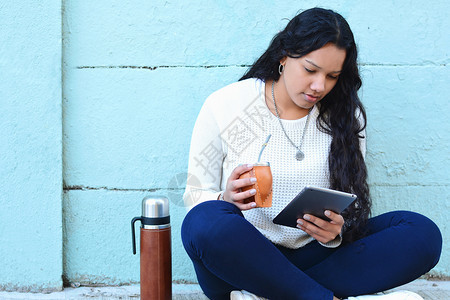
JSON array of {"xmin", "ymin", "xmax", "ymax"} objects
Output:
[{"xmin": 296, "ymin": 210, "xmax": 344, "ymax": 244}]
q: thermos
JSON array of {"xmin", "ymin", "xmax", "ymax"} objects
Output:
[{"xmin": 132, "ymin": 196, "xmax": 172, "ymax": 300}]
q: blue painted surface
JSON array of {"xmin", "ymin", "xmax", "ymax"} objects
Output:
[
  {"xmin": 0, "ymin": 1, "xmax": 62, "ymax": 292},
  {"xmin": 63, "ymin": 1, "xmax": 449, "ymax": 67},
  {"xmin": 63, "ymin": 67, "xmax": 243, "ymax": 189},
  {"xmin": 1, "ymin": 0, "xmax": 449, "ymax": 292},
  {"xmin": 63, "ymin": 190, "xmax": 196, "ymax": 284}
]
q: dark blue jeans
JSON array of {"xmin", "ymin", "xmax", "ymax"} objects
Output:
[{"xmin": 181, "ymin": 200, "xmax": 442, "ymax": 300}]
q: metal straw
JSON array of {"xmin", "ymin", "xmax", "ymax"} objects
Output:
[{"xmin": 258, "ymin": 134, "xmax": 272, "ymax": 162}]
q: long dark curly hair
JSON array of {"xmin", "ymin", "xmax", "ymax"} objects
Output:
[{"xmin": 240, "ymin": 7, "xmax": 371, "ymax": 242}]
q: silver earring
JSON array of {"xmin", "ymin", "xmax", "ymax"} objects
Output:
[{"xmin": 278, "ymin": 64, "xmax": 284, "ymax": 75}]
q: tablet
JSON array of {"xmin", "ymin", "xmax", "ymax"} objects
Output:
[{"xmin": 273, "ymin": 186, "xmax": 357, "ymax": 228}]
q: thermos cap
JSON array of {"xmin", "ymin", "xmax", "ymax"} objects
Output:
[{"xmin": 142, "ymin": 196, "xmax": 170, "ymax": 218}]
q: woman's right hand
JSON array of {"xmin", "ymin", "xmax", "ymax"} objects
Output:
[{"xmin": 222, "ymin": 164, "xmax": 257, "ymax": 211}]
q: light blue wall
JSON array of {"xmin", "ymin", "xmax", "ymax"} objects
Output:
[
  {"xmin": 1, "ymin": 0, "xmax": 449, "ymax": 292},
  {"xmin": 62, "ymin": 0, "xmax": 450, "ymax": 284},
  {"xmin": 0, "ymin": 1, "xmax": 62, "ymax": 292}
]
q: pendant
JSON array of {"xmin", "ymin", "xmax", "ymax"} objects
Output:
[{"xmin": 296, "ymin": 150, "xmax": 305, "ymax": 161}]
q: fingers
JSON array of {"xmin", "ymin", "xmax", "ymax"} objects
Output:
[
  {"xmin": 222, "ymin": 164, "xmax": 258, "ymax": 210},
  {"xmin": 230, "ymin": 177, "xmax": 257, "ymax": 192},
  {"xmin": 231, "ymin": 186, "xmax": 256, "ymax": 201},
  {"xmin": 324, "ymin": 210, "xmax": 345, "ymax": 225},
  {"xmin": 297, "ymin": 222, "xmax": 327, "ymax": 243},
  {"xmin": 296, "ymin": 211, "xmax": 344, "ymax": 243},
  {"xmin": 297, "ymin": 221, "xmax": 334, "ymax": 243},
  {"xmin": 234, "ymin": 201, "xmax": 257, "ymax": 211},
  {"xmin": 224, "ymin": 164, "xmax": 256, "ymax": 200},
  {"xmin": 300, "ymin": 211, "xmax": 343, "ymax": 229},
  {"xmin": 230, "ymin": 164, "xmax": 254, "ymax": 180},
  {"xmin": 301, "ymin": 214, "xmax": 328, "ymax": 229}
]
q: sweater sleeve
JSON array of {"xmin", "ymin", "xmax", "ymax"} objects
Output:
[{"xmin": 183, "ymin": 99, "xmax": 224, "ymax": 210}]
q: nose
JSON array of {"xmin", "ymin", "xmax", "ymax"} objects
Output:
[{"xmin": 310, "ymin": 76, "xmax": 326, "ymax": 93}]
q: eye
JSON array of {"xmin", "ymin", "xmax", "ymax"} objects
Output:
[
  {"xmin": 304, "ymin": 67, "xmax": 315, "ymax": 73},
  {"xmin": 328, "ymin": 74, "xmax": 339, "ymax": 80}
]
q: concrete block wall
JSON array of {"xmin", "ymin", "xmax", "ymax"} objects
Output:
[
  {"xmin": 1, "ymin": 0, "xmax": 449, "ymax": 292},
  {"xmin": 0, "ymin": 1, "xmax": 63, "ymax": 292}
]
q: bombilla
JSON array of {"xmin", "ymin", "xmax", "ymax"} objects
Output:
[{"xmin": 258, "ymin": 134, "xmax": 271, "ymax": 162}]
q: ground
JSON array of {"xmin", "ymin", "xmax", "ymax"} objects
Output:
[{"xmin": 0, "ymin": 279, "xmax": 449, "ymax": 299}]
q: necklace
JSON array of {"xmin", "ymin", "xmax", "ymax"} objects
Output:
[{"xmin": 271, "ymin": 81, "xmax": 312, "ymax": 161}]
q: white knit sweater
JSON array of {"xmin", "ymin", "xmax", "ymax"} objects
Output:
[{"xmin": 183, "ymin": 78, "xmax": 366, "ymax": 249}]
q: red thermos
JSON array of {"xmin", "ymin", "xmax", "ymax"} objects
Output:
[{"xmin": 132, "ymin": 196, "xmax": 172, "ymax": 300}]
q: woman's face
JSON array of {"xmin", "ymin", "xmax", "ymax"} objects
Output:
[{"xmin": 279, "ymin": 43, "xmax": 346, "ymax": 110}]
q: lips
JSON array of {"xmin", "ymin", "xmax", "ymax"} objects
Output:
[{"xmin": 304, "ymin": 93, "xmax": 320, "ymax": 103}]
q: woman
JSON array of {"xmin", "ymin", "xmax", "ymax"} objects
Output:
[{"xmin": 181, "ymin": 7, "xmax": 442, "ymax": 300}]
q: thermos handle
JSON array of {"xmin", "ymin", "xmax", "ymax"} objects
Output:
[{"xmin": 131, "ymin": 217, "xmax": 142, "ymax": 255}]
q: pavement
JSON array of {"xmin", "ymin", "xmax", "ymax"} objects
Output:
[
  {"xmin": 0, "ymin": 279, "xmax": 449, "ymax": 299},
  {"xmin": 386, "ymin": 279, "xmax": 450, "ymax": 300}
]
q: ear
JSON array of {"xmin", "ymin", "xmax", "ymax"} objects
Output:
[{"xmin": 280, "ymin": 56, "xmax": 287, "ymax": 65}]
